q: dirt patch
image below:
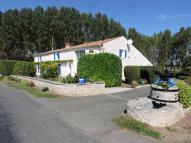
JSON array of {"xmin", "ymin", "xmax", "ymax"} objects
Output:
[{"xmin": 154, "ymin": 111, "xmax": 191, "ymax": 143}]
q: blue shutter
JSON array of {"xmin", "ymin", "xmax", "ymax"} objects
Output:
[
  {"xmin": 125, "ymin": 50, "xmax": 127, "ymax": 58},
  {"xmin": 119, "ymin": 49, "xmax": 122, "ymax": 58},
  {"xmin": 57, "ymin": 52, "xmax": 60, "ymax": 60}
]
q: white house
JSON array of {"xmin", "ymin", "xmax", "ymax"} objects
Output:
[{"xmin": 34, "ymin": 36, "xmax": 152, "ymax": 80}]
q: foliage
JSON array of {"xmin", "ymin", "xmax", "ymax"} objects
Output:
[
  {"xmin": 127, "ymin": 27, "xmax": 191, "ymax": 69},
  {"xmin": 113, "ymin": 115, "xmax": 161, "ymax": 139},
  {"xmin": 78, "ymin": 53, "xmax": 122, "ymax": 87},
  {"xmin": 40, "ymin": 61, "xmax": 58, "ymax": 79},
  {"xmin": 41, "ymin": 87, "xmax": 49, "ymax": 92},
  {"xmin": 0, "ymin": 60, "xmax": 16, "ymax": 75},
  {"xmin": 131, "ymin": 80, "xmax": 138, "ymax": 88},
  {"xmin": 182, "ymin": 56, "xmax": 191, "ymax": 72},
  {"xmin": 185, "ymin": 77, "xmax": 191, "ymax": 85},
  {"xmin": 0, "ymin": 7, "xmax": 126, "ymax": 60},
  {"xmin": 124, "ymin": 66, "xmax": 140, "ymax": 83},
  {"xmin": 176, "ymin": 80, "xmax": 191, "ymax": 108},
  {"xmin": 140, "ymin": 66, "xmax": 161, "ymax": 84},
  {"xmin": 61, "ymin": 74, "xmax": 79, "ymax": 83},
  {"xmin": 13, "ymin": 61, "xmax": 35, "ymax": 76},
  {"xmin": 25, "ymin": 81, "xmax": 35, "ymax": 87}
]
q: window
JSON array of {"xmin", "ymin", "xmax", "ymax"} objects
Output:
[
  {"xmin": 119, "ymin": 49, "xmax": 127, "ymax": 59},
  {"xmin": 54, "ymin": 52, "xmax": 60, "ymax": 60},
  {"xmin": 76, "ymin": 50, "xmax": 85, "ymax": 60}
]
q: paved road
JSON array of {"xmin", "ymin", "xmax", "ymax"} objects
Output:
[{"xmin": 0, "ymin": 83, "xmax": 157, "ymax": 143}]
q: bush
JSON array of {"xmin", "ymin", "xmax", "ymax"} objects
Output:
[
  {"xmin": 0, "ymin": 60, "xmax": 16, "ymax": 75},
  {"xmin": 61, "ymin": 74, "xmax": 79, "ymax": 83},
  {"xmin": 13, "ymin": 61, "xmax": 35, "ymax": 77},
  {"xmin": 78, "ymin": 53, "xmax": 122, "ymax": 87},
  {"xmin": 40, "ymin": 61, "xmax": 58, "ymax": 79},
  {"xmin": 131, "ymin": 80, "xmax": 138, "ymax": 88},
  {"xmin": 41, "ymin": 87, "xmax": 49, "ymax": 92},
  {"xmin": 25, "ymin": 81, "xmax": 35, "ymax": 87},
  {"xmin": 140, "ymin": 66, "xmax": 159, "ymax": 84},
  {"xmin": 176, "ymin": 80, "xmax": 191, "ymax": 108},
  {"xmin": 124, "ymin": 66, "xmax": 140, "ymax": 83},
  {"xmin": 185, "ymin": 77, "xmax": 191, "ymax": 85}
]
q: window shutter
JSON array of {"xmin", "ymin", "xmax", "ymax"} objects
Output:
[
  {"xmin": 57, "ymin": 52, "xmax": 60, "ymax": 60},
  {"xmin": 54, "ymin": 53, "xmax": 55, "ymax": 60},
  {"xmin": 119, "ymin": 49, "xmax": 122, "ymax": 57},
  {"xmin": 125, "ymin": 50, "xmax": 127, "ymax": 58}
]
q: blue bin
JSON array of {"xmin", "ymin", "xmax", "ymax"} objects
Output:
[{"xmin": 79, "ymin": 78, "xmax": 86, "ymax": 84}]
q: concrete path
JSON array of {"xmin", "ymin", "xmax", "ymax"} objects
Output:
[{"xmin": 0, "ymin": 83, "xmax": 158, "ymax": 143}]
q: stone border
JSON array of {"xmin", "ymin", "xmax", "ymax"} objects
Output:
[{"xmin": 12, "ymin": 76, "xmax": 105, "ymax": 96}]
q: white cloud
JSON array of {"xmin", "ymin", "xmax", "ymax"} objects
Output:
[{"xmin": 158, "ymin": 14, "xmax": 191, "ymax": 21}]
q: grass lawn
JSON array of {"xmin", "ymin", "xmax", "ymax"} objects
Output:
[
  {"xmin": 1, "ymin": 79, "xmax": 59, "ymax": 98},
  {"xmin": 113, "ymin": 115, "xmax": 161, "ymax": 140}
]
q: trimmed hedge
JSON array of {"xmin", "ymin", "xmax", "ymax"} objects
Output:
[
  {"xmin": 40, "ymin": 61, "xmax": 58, "ymax": 79},
  {"xmin": 124, "ymin": 66, "xmax": 162, "ymax": 84},
  {"xmin": 0, "ymin": 59, "xmax": 35, "ymax": 76},
  {"xmin": 13, "ymin": 61, "xmax": 35, "ymax": 76},
  {"xmin": 0, "ymin": 60, "xmax": 16, "ymax": 75},
  {"xmin": 124, "ymin": 66, "xmax": 140, "ymax": 83},
  {"xmin": 78, "ymin": 53, "xmax": 122, "ymax": 87},
  {"xmin": 140, "ymin": 66, "xmax": 162, "ymax": 84}
]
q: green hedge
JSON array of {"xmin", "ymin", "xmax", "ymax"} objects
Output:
[
  {"xmin": 176, "ymin": 80, "xmax": 191, "ymax": 108},
  {"xmin": 0, "ymin": 59, "xmax": 35, "ymax": 76},
  {"xmin": 0, "ymin": 60, "xmax": 16, "ymax": 75},
  {"xmin": 40, "ymin": 61, "xmax": 58, "ymax": 79},
  {"xmin": 124, "ymin": 66, "xmax": 140, "ymax": 83},
  {"xmin": 140, "ymin": 66, "xmax": 162, "ymax": 84},
  {"xmin": 124, "ymin": 66, "xmax": 162, "ymax": 84},
  {"xmin": 13, "ymin": 61, "xmax": 35, "ymax": 76},
  {"xmin": 78, "ymin": 53, "xmax": 122, "ymax": 87}
]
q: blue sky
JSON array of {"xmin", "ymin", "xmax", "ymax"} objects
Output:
[{"xmin": 0, "ymin": 0, "xmax": 191, "ymax": 35}]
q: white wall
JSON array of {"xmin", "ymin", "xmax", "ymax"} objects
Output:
[
  {"xmin": 34, "ymin": 47, "xmax": 101, "ymax": 77},
  {"xmin": 102, "ymin": 36, "xmax": 153, "ymax": 80},
  {"xmin": 34, "ymin": 37, "xmax": 152, "ymax": 80}
]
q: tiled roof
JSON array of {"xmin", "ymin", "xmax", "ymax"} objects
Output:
[{"xmin": 35, "ymin": 36, "xmax": 122, "ymax": 56}]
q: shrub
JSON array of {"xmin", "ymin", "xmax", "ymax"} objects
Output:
[
  {"xmin": 124, "ymin": 66, "xmax": 140, "ymax": 83},
  {"xmin": 78, "ymin": 53, "xmax": 122, "ymax": 87},
  {"xmin": 131, "ymin": 80, "xmax": 138, "ymax": 88},
  {"xmin": 25, "ymin": 81, "xmax": 35, "ymax": 87},
  {"xmin": 40, "ymin": 61, "xmax": 58, "ymax": 79},
  {"xmin": 185, "ymin": 77, "xmax": 191, "ymax": 85},
  {"xmin": 61, "ymin": 74, "xmax": 79, "ymax": 83},
  {"xmin": 0, "ymin": 60, "xmax": 16, "ymax": 75},
  {"xmin": 140, "ymin": 66, "xmax": 159, "ymax": 84},
  {"xmin": 41, "ymin": 87, "xmax": 49, "ymax": 92},
  {"xmin": 176, "ymin": 80, "xmax": 191, "ymax": 108},
  {"xmin": 13, "ymin": 61, "xmax": 35, "ymax": 77}
]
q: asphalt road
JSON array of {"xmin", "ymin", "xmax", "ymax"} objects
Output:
[{"xmin": 0, "ymin": 83, "xmax": 157, "ymax": 143}]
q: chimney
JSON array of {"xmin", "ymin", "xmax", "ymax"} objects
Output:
[{"xmin": 65, "ymin": 42, "xmax": 71, "ymax": 48}]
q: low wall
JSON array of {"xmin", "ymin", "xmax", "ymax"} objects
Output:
[{"xmin": 12, "ymin": 76, "xmax": 105, "ymax": 96}]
